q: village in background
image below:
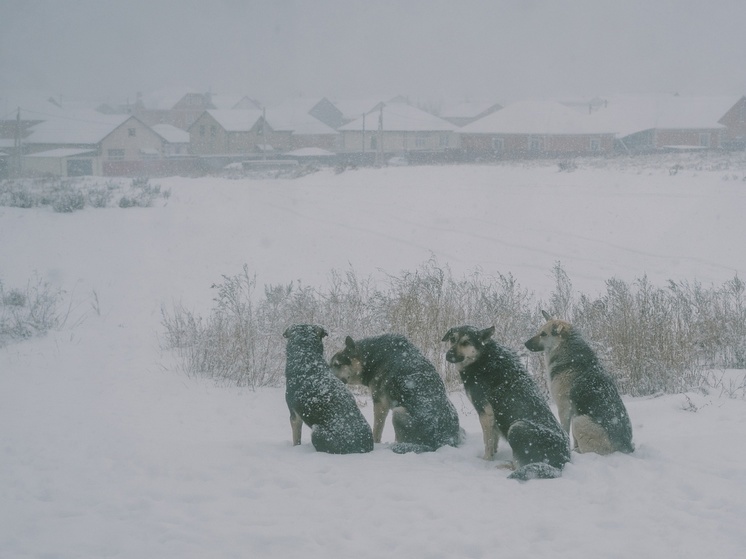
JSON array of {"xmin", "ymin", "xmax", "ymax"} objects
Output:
[{"xmin": 2, "ymin": 88, "xmax": 746, "ymax": 178}]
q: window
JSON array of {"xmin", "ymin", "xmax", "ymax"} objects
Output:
[
  {"xmin": 415, "ymin": 133, "xmax": 427, "ymax": 148},
  {"xmin": 128, "ymin": 128, "xmax": 136, "ymax": 137},
  {"xmin": 210, "ymin": 126, "xmax": 216, "ymax": 138},
  {"xmin": 199, "ymin": 125, "xmax": 205, "ymax": 137},
  {"xmin": 590, "ymin": 138, "xmax": 601, "ymax": 151},
  {"xmin": 699, "ymin": 133, "xmax": 711, "ymax": 147},
  {"xmin": 439, "ymin": 134, "xmax": 450, "ymax": 148},
  {"xmin": 107, "ymin": 149, "xmax": 125, "ymax": 160},
  {"xmin": 492, "ymin": 137, "xmax": 504, "ymax": 151},
  {"xmin": 528, "ymin": 136, "xmax": 543, "ymax": 152}
]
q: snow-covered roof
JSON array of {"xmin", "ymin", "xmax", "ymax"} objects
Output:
[
  {"xmin": 590, "ymin": 95, "xmax": 734, "ymax": 137},
  {"xmin": 338, "ymin": 103, "xmax": 456, "ymax": 132},
  {"xmin": 331, "ymin": 99, "xmax": 387, "ymax": 121},
  {"xmin": 205, "ymin": 110, "xmax": 263, "ymax": 132},
  {"xmin": 152, "ymin": 123, "xmax": 190, "ymax": 144},
  {"xmin": 441, "ymin": 101, "xmax": 501, "ymax": 119},
  {"xmin": 460, "ymin": 99, "xmax": 616, "ymax": 135},
  {"xmin": 265, "ymin": 109, "xmax": 337, "ymax": 135},
  {"xmin": 209, "ymin": 94, "xmax": 261, "ymax": 110},
  {"xmin": 24, "ymin": 111, "xmax": 131, "ymax": 144},
  {"xmin": 25, "ymin": 148, "xmax": 97, "ymax": 158}
]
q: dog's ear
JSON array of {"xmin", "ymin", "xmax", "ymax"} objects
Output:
[
  {"xmin": 314, "ymin": 326, "xmax": 328, "ymax": 339},
  {"xmin": 542, "ymin": 310, "xmax": 552, "ymax": 321},
  {"xmin": 441, "ymin": 327, "xmax": 457, "ymax": 342},
  {"xmin": 551, "ymin": 322, "xmax": 569, "ymax": 337},
  {"xmin": 344, "ymin": 336, "xmax": 356, "ymax": 350},
  {"xmin": 480, "ymin": 326, "xmax": 495, "ymax": 341}
]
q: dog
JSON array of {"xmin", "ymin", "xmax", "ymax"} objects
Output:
[
  {"xmin": 330, "ymin": 334, "xmax": 462, "ymax": 454},
  {"xmin": 442, "ymin": 325, "xmax": 571, "ymax": 480},
  {"xmin": 283, "ymin": 324, "xmax": 373, "ymax": 454},
  {"xmin": 524, "ymin": 311, "xmax": 634, "ymax": 455}
]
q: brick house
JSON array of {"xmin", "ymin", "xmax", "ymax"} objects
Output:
[{"xmin": 459, "ymin": 100, "xmax": 616, "ymax": 159}]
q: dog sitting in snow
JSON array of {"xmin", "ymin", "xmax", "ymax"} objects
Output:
[
  {"xmin": 524, "ymin": 311, "xmax": 634, "ymax": 455},
  {"xmin": 283, "ymin": 324, "xmax": 373, "ymax": 454},
  {"xmin": 442, "ymin": 325, "xmax": 571, "ymax": 480},
  {"xmin": 330, "ymin": 334, "xmax": 462, "ymax": 453}
]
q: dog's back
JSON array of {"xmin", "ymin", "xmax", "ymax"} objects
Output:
[{"xmin": 284, "ymin": 324, "xmax": 373, "ymax": 454}]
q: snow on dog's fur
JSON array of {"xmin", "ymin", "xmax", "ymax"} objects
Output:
[
  {"xmin": 283, "ymin": 324, "xmax": 373, "ymax": 454},
  {"xmin": 442, "ymin": 325, "xmax": 571, "ymax": 480},
  {"xmin": 525, "ymin": 312, "xmax": 634, "ymax": 455},
  {"xmin": 330, "ymin": 334, "xmax": 462, "ymax": 453}
]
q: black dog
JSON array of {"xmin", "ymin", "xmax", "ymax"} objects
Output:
[
  {"xmin": 330, "ymin": 334, "xmax": 462, "ymax": 453},
  {"xmin": 283, "ymin": 324, "xmax": 373, "ymax": 454},
  {"xmin": 442, "ymin": 325, "xmax": 571, "ymax": 480}
]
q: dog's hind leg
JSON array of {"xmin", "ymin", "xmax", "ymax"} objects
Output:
[
  {"xmin": 372, "ymin": 394, "xmax": 391, "ymax": 443},
  {"xmin": 572, "ymin": 415, "xmax": 615, "ymax": 455},
  {"xmin": 478, "ymin": 404, "xmax": 498, "ymax": 460},
  {"xmin": 289, "ymin": 409, "xmax": 303, "ymax": 446}
]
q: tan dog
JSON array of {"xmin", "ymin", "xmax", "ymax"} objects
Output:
[{"xmin": 525, "ymin": 312, "xmax": 634, "ymax": 454}]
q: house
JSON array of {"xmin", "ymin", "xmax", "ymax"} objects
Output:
[
  {"xmin": 459, "ymin": 100, "xmax": 617, "ymax": 159},
  {"xmin": 0, "ymin": 89, "xmax": 67, "ymax": 139},
  {"xmin": 22, "ymin": 111, "xmax": 167, "ymax": 176},
  {"xmin": 589, "ymin": 95, "xmax": 732, "ymax": 152},
  {"xmin": 441, "ymin": 101, "xmax": 503, "ymax": 127},
  {"xmin": 270, "ymin": 97, "xmax": 345, "ymax": 130},
  {"xmin": 188, "ymin": 110, "xmax": 269, "ymax": 155},
  {"xmin": 265, "ymin": 103, "xmax": 339, "ymax": 151},
  {"xmin": 152, "ymin": 123, "xmax": 191, "ymax": 155},
  {"xmin": 715, "ymin": 96, "xmax": 746, "ymax": 149},
  {"xmin": 337, "ymin": 102, "xmax": 458, "ymax": 162},
  {"xmin": 330, "ymin": 98, "xmax": 387, "ymax": 126}
]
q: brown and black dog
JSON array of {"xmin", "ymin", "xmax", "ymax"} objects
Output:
[
  {"xmin": 442, "ymin": 325, "xmax": 570, "ymax": 480},
  {"xmin": 525, "ymin": 312, "xmax": 634, "ymax": 455}
]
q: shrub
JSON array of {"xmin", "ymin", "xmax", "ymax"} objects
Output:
[
  {"xmin": 163, "ymin": 260, "xmax": 746, "ymax": 397},
  {"xmin": 0, "ymin": 275, "xmax": 65, "ymax": 345}
]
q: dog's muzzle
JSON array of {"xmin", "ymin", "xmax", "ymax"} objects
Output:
[{"xmin": 445, "ymin": 349, "xmax": 464, "ymax": 364}]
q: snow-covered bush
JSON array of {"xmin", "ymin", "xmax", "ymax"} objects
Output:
[
  {"xmin": 163, "ymin": 260, "xmax": 746, "ymax": 397},
  {"xmin": 0, "ymin": 275, "xmax": 65, "ymax": 345}
]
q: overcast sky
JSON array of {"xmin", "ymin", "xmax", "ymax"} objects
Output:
[{"xmin": 2, "ymin": 0, "xmax": 746, "ymax": 107}]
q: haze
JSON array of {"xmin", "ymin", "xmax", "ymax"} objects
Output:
[{"xmin": 2, "ymin": 0, "xmax": 746, "ymax": 106}]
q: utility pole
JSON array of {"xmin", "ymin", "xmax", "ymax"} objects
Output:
[
  {"xmin": 13, "ymin": 107, "xmax": 21, "ymax": 178},
  {"xmin": 261, "ymin": 107, "xmax": 267, "ymax": 161},
  {"xmin": 361, "ymin": 112, "xmax": 365, "ymax": 154},
  {"xmin": 376, "ymin": 105, "xmax": 384, "ymax": 166}
]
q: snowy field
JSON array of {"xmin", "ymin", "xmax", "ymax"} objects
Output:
[{"xmin": 2, "ymin": 156, "xmax": 746, "ymax": 558}]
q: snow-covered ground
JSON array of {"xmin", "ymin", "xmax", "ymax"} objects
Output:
[{"xmin": 2, "ymin": 158, "xmax": 746, "ymax": 558}]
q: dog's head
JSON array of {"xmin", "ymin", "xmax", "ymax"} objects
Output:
[
  {"xmin": 329, "ymin": 336, "xmax": 365, "ymax": 385},
  {"xmin": 283, "ymin": 324, "xmax": 328, "ymax": 348},
  {"xmin": 441, "ymin": 325, "xmax": 495, "ymax": 369},
  {"xmin": 524, "ymin": 311, "xmax": 572, "ymax": 353}
]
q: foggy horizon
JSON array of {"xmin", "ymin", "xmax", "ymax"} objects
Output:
[{"xmin": 3, "ymin": 0, "xmax": 746, "ymax": 108}]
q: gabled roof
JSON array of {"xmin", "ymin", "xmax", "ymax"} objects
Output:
[
  {"xmin": 209, "ymin": 94, "xmax": 261, "ymax": 110},
  {"xmin": 24, "ymin": 111, "xmax": 132, "ymax": 144},
  {"xmin": 331, "ymin": 99, "xmax": 387, "ymax": 121},
  {"xmin": 590, "ymin": 95, "xmax": 733, "ymax": 137},
  {"xmin": 441, "ymin": 101, "xmax": 502, "ymax": 119},
  {"xmin": 338, "ymin": 102, "xmax": 456, "ymax": 132},
  {"xmin": 265, "ymin": 108, "xmax": 337, "ymax": 135},
  {"xmin": 200, "ymin": 109, "xmax": 263, "ymax": 132},
  {"xmin": 460, "ymin": 99, "xmax": 616, "ymax": 135},
  {"xmin": 152, "ymin": 123, "xmax": 190, "ymax": 143}
]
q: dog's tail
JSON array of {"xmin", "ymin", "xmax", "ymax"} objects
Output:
[{"xmin": 508, "ymin": 462, "xmax": 563, "ymax": 481}]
